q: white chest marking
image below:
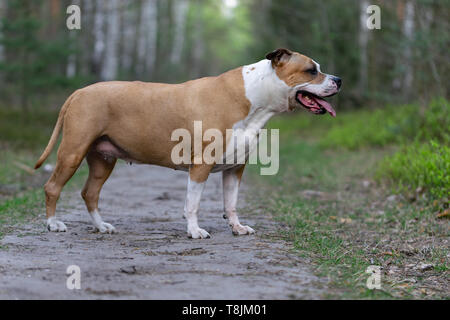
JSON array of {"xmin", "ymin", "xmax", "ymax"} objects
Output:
[{"xmin": 213, "ymin": 60, "xmax": 289, "ymax": 172}]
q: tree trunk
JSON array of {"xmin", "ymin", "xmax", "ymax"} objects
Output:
[
  {"xmin": 170, "ymin": 0, "xmax": 189, "ymax": 65},
  {"xmin": 191, "ymin": 5, "xmax": 204, "ymax": 78},
  {"xmin": 78, "ymin": 0, "xmax": 94, "ymax": 77},
  {"xmin": 66, "ymin": 0, "xmax": 79, "ymax": 78},
  {"xmin": 102, "ymin": 0, "xmax": 120, "ymax": 80},
  {"xmin": 358, "ymin": 0, "xmax": 370, "ymax": 95},
  {"xmin": 402, "ymin": 0, "xmax": 415, "ymax": 98},
  {"xmin": 155, "ymin": 0, "xmax": 171, "ymax": 80},
  {"xmin": 118, "ymin": 0, "xmax": 130, "ymax": 74},
  {"xmin": 416, "ymin": 2, "xmax": 442, "ymax": 98},
  {"xmin": 0, "ymin": 0, "xmax": 6, "ymax": 63},
  {"xmin": 137, "ymin": 0, "xmax": 158, "ymax": 78},
  {"xmin": 92, "ymin": 0, "xmax": 106, "ymax": 77}
]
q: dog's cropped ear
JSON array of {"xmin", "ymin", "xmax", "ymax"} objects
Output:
[{"xmin": 266, "ymin": 48, "xmax": 292, "ymax": 67}]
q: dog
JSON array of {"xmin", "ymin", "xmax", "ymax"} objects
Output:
[{"xmin": 35, "ymin": 48, "xmax": 341, "ymax": 239}]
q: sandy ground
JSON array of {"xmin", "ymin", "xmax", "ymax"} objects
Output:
[{"xmin": 0, "ymin": 164, "xmax": 325, "ymax": 299}]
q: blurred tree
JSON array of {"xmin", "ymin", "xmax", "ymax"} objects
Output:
[
  {"xmin": 170, "ymin": 0, "xmax": 189, "ymax": 65},
  {"xmin": 92, "ymin": 0, "xmax": 106, "ymax": 77},
  {"xmin": 358, "ymin": 0, "xmax": 370, "ymax": 95},
  {"xmin": 137, "ymin": 0, "xmax": 158, "ymax": 78},
  {"xmin": 0, "ymin": 0, "xmax": 74, "ymax": 113},
  {"xmin": 0, "ymin": 0, "xmax": 6, "ymax": 63},
  {"xmin": 102, "ymin": 0, "xmax": 120, "ymax": 80}
]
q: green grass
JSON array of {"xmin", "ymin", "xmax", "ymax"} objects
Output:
[
  {"xmin": 0, "ymin": 107, "xmax": 59, "ymax": 149},
  {"xmin": 269, "ymin": 97, "xmax": 449, "ymax": 150},
  {"xmin": 248, "ymin": 100, "xmax": 449, "ymax": 299},
  {"xmin": 249, "ymin": 142, "xmax": 448, "ymax": 299},
  {"xmin": 268, "ymin": 103, "xmax": 421, "ymax": 149},
  {"xmin": 0, "ymin": 189, "xmax": 42, "ymax": 239},
  {"xmin": 249, "ymin": 144, "xmax": 395, "ymax": 298},
  {"xmin": 377, "ymin": 141, "xmax": 450, "ymax": 200},
  {"xmin": 268, "ymin": 98, "xmax": 449, "ymax": 203}
]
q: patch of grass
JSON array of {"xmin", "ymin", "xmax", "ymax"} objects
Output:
[
  {"xmin": 0, "ymin": 107, "xmax": 59, "ymax": 150},
  {"xmin": 248, "ymin": 102, "xmax": 449, "ymax": 298},
  {"xmin": 377, "ymin": 141, "xmax": 450, "ymax": 200},
  {"xmin": 319, "ymin": 105, "xmax": 420, "ymax": 149},
  {"xmin": 417, "ymin": 98, "xmax": 450, "ymax": 144},
  {"xmin": 268, "ymin": 97, "xmax": 449, "ymax": 150},
  {"xmin": 268, "ymin": 104, "xmax": 420, "ymax": 149},
  {"xmin": 0, "ymin": 189, "xmax": 42, "ymax": 238},
  {"xmin": 374, "ymin": 99, "xmax": 449, "ymax": 203},
  {"xmin": 249, "ymin": 144, "xmax": 394, "ymax": 298},
  {"xmin": 249, "ymin": 142, "xmax": 448, "ymax": 299},
  {"xmin": 267, "ymin": 98, "xmax": 450, "ymax": 202}
]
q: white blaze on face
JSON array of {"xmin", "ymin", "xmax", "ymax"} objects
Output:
[
  {"xmin": 295, "ymin": 59, "xmax": 338, "ymax": 97},
  {"xmin": 311, "ymin": 59, "xmax": 322, "ymax": 73}
]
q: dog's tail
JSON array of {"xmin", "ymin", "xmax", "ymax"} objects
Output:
[{"xmin": 34, "ymin": 93, "xmax": 75, "ymax": 170}]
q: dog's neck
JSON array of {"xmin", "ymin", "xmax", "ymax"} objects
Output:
[{"xmin": 236, "ymin": 59, "xmax": 290, "ymax": 131}]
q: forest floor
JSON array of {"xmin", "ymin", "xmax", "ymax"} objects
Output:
[
  {"xmin": 246, "ymin": 136, "xmax": 449, "ymax": 299},
  {"xmin": 0, "ymin": 164, "xmax": 325, "ymax": 299}
]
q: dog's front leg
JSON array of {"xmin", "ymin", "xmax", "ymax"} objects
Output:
[
  {"xmin": 223, "ymin": 166, "xmax": 255, "ymax": 236},
  {"xmin": 184, "ymin": 165, "xmax": 212, "ymax": 239}
]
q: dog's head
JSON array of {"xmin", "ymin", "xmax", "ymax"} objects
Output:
[{"xmin": 266, "ymin": 48, "xmax": 341, "ymax": 117}]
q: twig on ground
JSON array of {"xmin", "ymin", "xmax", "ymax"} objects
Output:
[{"xmin": 13, "ymin": 161, "xmax": 35, "ymax": 175}]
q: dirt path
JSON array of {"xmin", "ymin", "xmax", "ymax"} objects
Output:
[{"xmin": 0, "ymin": 164, "xmax": 324, "ymax": 299}]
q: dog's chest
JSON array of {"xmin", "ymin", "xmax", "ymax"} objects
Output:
[{"xmin": 210, "ymin": 128, "xmax": 261, "ymax": 173}]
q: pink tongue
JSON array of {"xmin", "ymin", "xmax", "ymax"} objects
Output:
[{"xmin": 312, "ymin": 96, "xmax": 336, "ymax": 117}]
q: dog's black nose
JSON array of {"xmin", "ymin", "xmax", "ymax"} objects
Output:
[{"xmin": 333, "ymin": 76, "xmax": 342, "ymax": 89}]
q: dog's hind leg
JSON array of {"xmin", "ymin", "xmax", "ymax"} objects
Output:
[
  {"xmin": 44, "ymin": 142, "xmax": 91, "ymax": 232},
  {"xmin": 222, "ymin": 165, "xmax": 255, "ymax": 235},
  {"xmin": 81, "ymin": 150, "xmax": 117, "ymax": 233}
]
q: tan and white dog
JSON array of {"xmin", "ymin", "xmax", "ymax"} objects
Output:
[{"xmin": 35, "ymin": 48, "xmax": 341, "ymax": 239}]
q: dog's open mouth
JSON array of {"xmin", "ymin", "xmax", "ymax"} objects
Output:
[{"xmin": 296, "ymin": 91, "xmax": 336, "ymax": 117}]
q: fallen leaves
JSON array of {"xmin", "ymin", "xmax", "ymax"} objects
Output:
[
  {"xmin": 417, "ymin": 263, "xmax": 434, "ymax": 272},
  {"xmin": 436, "ymin": 208, "xmax": 450, "ymax": 219},
  {"xmin": 405, "ymin": 262, "xmax": 435, "ymax": 272},
  {"xmin": 399, "ymin": 245, "xmax": 417, "ymax": 256},
  {"xmin": 301, "ymin": 190, "xmax": 326, "ymax": 199},
  {"xmin": 339, "ymin": 217, "xmax": 353, "ymax": 224}
]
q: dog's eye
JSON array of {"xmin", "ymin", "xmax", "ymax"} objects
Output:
[{"xmin": 306, "ymin": 68, "xmax": 317, "ymax": 76}]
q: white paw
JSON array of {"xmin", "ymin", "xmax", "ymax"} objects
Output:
[
  {"xmin": 95, "ymin": 222, "xmax": 116, "ymax": 234},
  {"xmin": 47, "ymin": 218, "xmax": 67, "ymax": 232},
  {"xmin": 231, "ymin": 224, "xmax": 255, "ymax": 236},
  {"xmin": 187, "ymin": 227, "xmax": 210, "ymax": 239}
]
